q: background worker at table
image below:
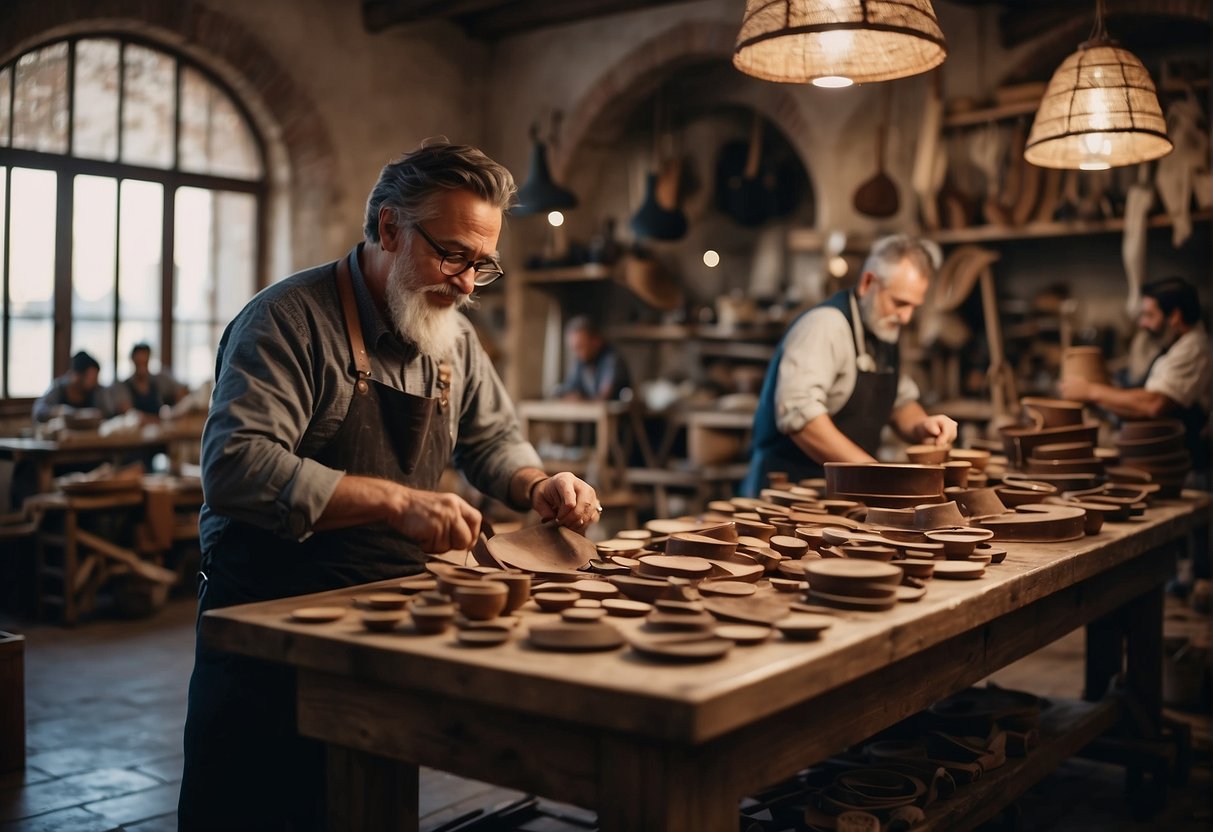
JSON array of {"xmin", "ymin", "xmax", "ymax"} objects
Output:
[
  {"xmin": 1060, "ymin": 276, "xmax": 1210, "ymax": 486},
  {"xmin": 31, "ymin": 350, "xmax": 116, "ymax": 423},
  {"xmin": 179, "ymin": 140, "xmax": 601, "ymax": 832},
  {"xmin": 741, "ymin": 235, "xmax": 958, "ymax": 495},
  {"xmin": 111, "ymin": 342, "xmax": 187, "ymax": 420},
  {"xmin": 554, "ymin": 315, "xmax": 631, "ymax": 401}
]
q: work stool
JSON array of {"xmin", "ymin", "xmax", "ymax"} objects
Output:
[{"xmin": 32, "ymin": 489, "xmax": 176, "ymax": 624}]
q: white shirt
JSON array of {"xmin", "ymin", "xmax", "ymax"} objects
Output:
[
  {"xmin": 774, "ymin": 305, "xmax": 920, "ymax": 436},
  {"xmin": 1144, "ymin": 321, "xmax": 1211, "ymax": 413}
]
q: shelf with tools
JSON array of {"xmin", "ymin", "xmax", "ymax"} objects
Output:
[{"xmin": 929, "ymin": 210, "xmax": 1212, "ymax": 245}]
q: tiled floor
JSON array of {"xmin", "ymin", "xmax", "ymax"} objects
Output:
[{"xmin": 0, "ymin": 597, "xmax": 1209, "ymax": 831}]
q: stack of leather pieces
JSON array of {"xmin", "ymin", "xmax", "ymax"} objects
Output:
[
  {"xmin": 1115, "ymin": 419, "xmax": 1190, "ymax": 497},
  {"xmin": 824, "ymin": 463, "xmax": 947, "ymax": 508}
]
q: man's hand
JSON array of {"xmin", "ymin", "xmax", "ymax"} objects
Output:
[
  {"xmin": 1057, "ymin": 377, "xmax": 1093, "ymax": 402},
  {"xmin": 914, "ymin": 414, "xmax": 958, "ymax": 446},
  {"xmin": 384, "ymin": 488, "xmax": 481, "ymax": 553},
  {"xmin": 532, "ymin": 471, "xmax": 600, "ymax": 533}
]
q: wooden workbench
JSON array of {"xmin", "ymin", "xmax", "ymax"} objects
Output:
[{"xmin": 202, "ymin": 493, "xmax": 1210, "ymax": 831}]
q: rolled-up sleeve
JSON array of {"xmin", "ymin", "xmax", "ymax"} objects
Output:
[
  {"xmin": 1144, "ymin": 333, "xmax": 1210, "ymax": 409},
  {"xmin": 451, "ymin": 326, "xmax": 542, "ymax": 501},
  {"xmin": 201, "ymin": 294, "xmax": 344, "ymax": 541},
  {"xmin": 774, "ymin": 308, "xmax": 850, "ymax": 435}
]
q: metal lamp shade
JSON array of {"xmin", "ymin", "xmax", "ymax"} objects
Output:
[
  {"xmin": 630, "ymin": 173, "xmax": 688, "ymax": 241},
  {"xmin": 733, "ymin": 0, "xmax": 947, "ymax": 85},
  {"xmin": 513, "ymin": 140, "xmax": 578, "ymax": 216},
  {"xmin": 1024, "ymin": 42, "xmax": 1172, "ymax": 170}
]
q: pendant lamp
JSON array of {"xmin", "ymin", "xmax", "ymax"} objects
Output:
[
  {"xmin": 733, "ymin": 0, "xmax": 947, "ymax": 87},
  {"xmin": 630, "ymin": 171, "xmax": 688, "ymax": 241},
  {"xmin": 513, "ymin": 121, "xmax": 577, "ymax": 216},
  {"xmin": 1024, "ymin": 0, "xmax": 1171, "ymax": 170}
]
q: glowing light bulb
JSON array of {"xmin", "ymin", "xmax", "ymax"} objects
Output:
[
  {"xmin": 702, "ymin": 250, "xmax": 720, "ymax": 268},
  {"xmin": 828, "ymin": 255, "xmax": 849, "ymax": 277},
  {"xmin": 547, "ymin": 211, "xmax": 565, "ymax": 227},
  {"xmin": 813, "ymin": 76, "xmax": 853, "ymax": 88}
]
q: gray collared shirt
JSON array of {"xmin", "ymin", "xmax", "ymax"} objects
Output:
[{"xmin": 198, "ymin": 245, "xmax": 541, "ymax": 554}]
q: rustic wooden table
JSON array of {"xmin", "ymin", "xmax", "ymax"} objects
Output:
[{"xmin": 202, "ymin": 493, "xmax": 1210, "ymax": 831}]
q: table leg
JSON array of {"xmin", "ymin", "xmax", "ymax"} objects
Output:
[
  {"xmin": 326, "ymin": 744, "xmax": 419, "ymax": 832},
  {"xmin": 1084, "ymin": 611, "xmax": 1122, "ymax": 702},
  {"xmin": 1123, "ymin": 583, "xmax": 1164, "ymax": 736},
  {"xmin": 596, "ymin": 737, "xmax": 738, "ymax": 832},
  {"xmin": 63, "ymin": 508, "xmax": 78, "ymax": 626}
]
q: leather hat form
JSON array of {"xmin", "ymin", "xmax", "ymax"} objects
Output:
[
  {"xmin": 630, "ymin": 172, "xmax": 687, "ymax": 241},
  {"xmin": 512, "ymin": 138, "xmax": 577, "ymax": 216}
]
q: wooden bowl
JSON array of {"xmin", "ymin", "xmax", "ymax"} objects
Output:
[
  {"xmin": 774, "ymin": 613, "xmax": 834, "ymax": 640},
  {"xmin": 865, "ymin": 506, "xmax": 916, "ymax": 527},
  {"xmin": 952, "ymin": 487, "xmax": 1007, "ymax": 518},
  {"xmin": 998, "ymin": 422, "xmax": 1100, "ymax": 468},
  {"xmin": 561, "ymin": 607, "xmax": 608, "ymax": 623},
  {"xmin": 1020, "ymin": 397, "xmax": 1085, "ymax": 429},
  {"xmin": 1060, "ymin": 346, "xmax": 1108, "ymax": 385},
  {"xmin": 363, "ymin": 592, "xmax": 409, "ymax": 611},
  {"xmin": 942, "ymin": 461, "xmax": 971, "ymax": 489},
  {"xmin": 1115, "ymin": 430, "xmax": 1185, "ymax": 459},
  {"xmin": 628, "ymin": 632, "xmax": 732, "ymax": 662},
  {"xmin": 453, "ymin": 583, "xmax": 508, "ymax": 621},
  {"xmin": 806, "ymin": 559, "xmax": 902, "ymax": 588},
  {"xmin": 896, "ymin": 559, "xmax": 937, "ymax": 579},
  {"xmin": 913, "ymin": 500, "xmax": 968, "ymax": 530},
  {"xmin": 665, "ymin": 533, "xmax": 738, "ymax": 559},
  {"xmin": 567, "ymin": 579, "xmax": 620, "ymax": 600},
  {"xmin": 483, "ymin": 571, "xmax": 531, "ymax": 615},
  {"xmin": 1025, "ymin": 456, "xmax": 1105, "ymax": 476},
  {"xmin": 769, "ymin": 535, "xmax": 809, "ymax": 558},
  {"xmin": 923, "ymin": 528, "xmax": 995, "ymax": 559},
  {"xmin": 906, "ymin": 444, "xmax": 951, "ymax": 465},
  {"xmin": 289, "ymin": 606, "xmax": 348, "ymax": 624},
  {"xmin": 360, "ymin": 612, "xmax": 405, "ymax": 632},
  {"xmin": 948, "ymin": 448, "xmax": 991, "ymax": 471},
  {"xmin": 637, "ymin": 555, "xmax": 715, "ymax": 580},
  {"xmin": 840, "ymin": 544, "xmax": 898, "ymax": 562},
  {"xmin": 1118, "ymin": 419, "xmax": 1185, "ymax": 441},
  {"xmin": 528, "ymin": 620, "xmax": 625, "ymax": 652},
  {"xmin": 825, "ymin": 463, "xmax": 945, "ymax": 499},
  {"xmin": 608, "ymin": 575, "xmax": 671, "ymax": 603},
  {"xmin": 456, "ymin": 626, "xmax": 511, "ymax": 647},
  {"xmin": 410, "ymin": 604, "xmax": 456, "ymax": 634},
  {"xmin": 601, "ymin": 598, "xmax": 652, "ymax": 617},
  {"xmin": 531, "ymin": 589, "xmax": 580, "ymax": 612},
  {"xmin": 1031, "ymin": 441, "xmax": 1095, "ymax": 460}
]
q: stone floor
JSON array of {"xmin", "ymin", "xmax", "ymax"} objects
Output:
[{"xmin": 0, "ymin": 596, "xmax": 1209, "ymax": 831}]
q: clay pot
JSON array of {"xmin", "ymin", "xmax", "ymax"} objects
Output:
[
  {"xmin": 453, "ymin": 583, "xmax": 508, "ymax": 621},
  {"xmin": 906, "ymin": 444, "xmax": 951, "ymax": 465},
  {"xmin": 486, "ymin": 571, "xmax": 532, "ymax": 614},
  {"xmin": 942, "ymin": 461, "xmax": 971, "ymax": 489},
  {"xmin": 410, "ymin": 604, "xmax": 456, "ymax": 634},
  {"xmin": 1060, "ymin": 346, "xmax": 1108, "ymax": 386}
]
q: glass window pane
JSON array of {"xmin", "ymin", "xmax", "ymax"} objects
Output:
[
  {"xmin": 9, "ymin": 318, "xmax": 53, "ymax": 398},
  {"xmin": 8, "ymin": 167, "xmax": 56, "ymax": 317},
  {"xmin": 179, "ymin": 67, "xmax": 262, "ymax": 180},
  {"xmin": 73, "ymin": 39, "xmax": 120, "ymax": 161},
  {"xmin": 174, "ymin": 186, "xmax": 213, "ymax": 319},
  {"xmin": 121, "ymin": 44, "xmax": 174, "ymax": 168},
  {"xmin": 11, "ymin": 43, "xmax": 69, "ymax": 154},
  {"xmin": 72, "ymin": 175, "xmax": 117, "ymax": 319},
  {"xmin": 214, "ymin": 191, "xmax": 256, "ymax": 321},
  {"xmin": 0, "ymin": 68, "xmax": 11, "ymax": 146},
  {"xmin": 118, "ymin": 179, "xmax": 163, "ymax": 319},
  {"xmin": 173, "ymin": 321, "xmax": 215, "ymax": 389},
  {"xmin": 71, "ymin": 318, "xmax": 116, "ymax": 385}
]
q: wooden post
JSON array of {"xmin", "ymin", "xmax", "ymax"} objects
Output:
[{"xmin": 326, "ymin": 745, "xmax": 419, "ymax": 832}]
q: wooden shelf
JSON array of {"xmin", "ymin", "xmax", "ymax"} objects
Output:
[
  {"xmin": 929, "ymin": 210, "xmax": 1211, "ymax": 245},
  {"xmin": 520, "ymin": 263, "xmax": 615, "ymax": 284},
  {"xmin": 941, "ymin": 78, "xmax": 1206, "ymax": 129},
  {"xmin": 920, "ymin": 697, "xmax": 1121, "ymax": 830}
]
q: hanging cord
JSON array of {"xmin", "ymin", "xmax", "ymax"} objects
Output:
[{"xmin": 1087, "ymin": 0, "xmax": 1108, "ymax": 43}]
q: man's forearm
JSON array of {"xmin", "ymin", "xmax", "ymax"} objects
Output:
[
  {"xmin": 791, "ymin": 414, "xmax": 875, "ymax": 465},
  {"xmin": 890, "ymin": 401, "xmax": 929, "ymax": 442},
  {"xmin": 1086, "ymin": 383, "xmax": 1173, "ymax": 420}
]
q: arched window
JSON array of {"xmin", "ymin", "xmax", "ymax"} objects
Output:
[{"xmin": 0, "ymin": 35, "xmax": 266, "ymax": 399}]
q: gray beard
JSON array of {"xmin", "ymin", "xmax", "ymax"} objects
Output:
[
  {"xmin": 385, "ymin": 254, "xmax": 468, "ymax": 358},
  {"xmin": 860, "ymin": 289, "xmax": 901, "ymax": 344}
]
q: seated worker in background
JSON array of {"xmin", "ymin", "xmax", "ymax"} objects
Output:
[
  {"xmin": 113, "ymin": 342, "xmax": 188, "ymax": 420},
  {"xmin": 1060, "ymin": 276, "xmax": 1210, "ymax": 479},
  {"xmin": 32, "ymin": 350, "xmax": 115, "ymax": 423},
  {"xmin": 742, "ymin": 234, "xmax": 958, "ymax": 496},
  {"xmin": 554, "ymin": 315, "xmax": 631, "ymax": 401}
]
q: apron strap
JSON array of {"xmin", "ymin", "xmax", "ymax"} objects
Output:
[{"xmin": 335, "ymin": 255, "xmax": 372, "ymax": 388}]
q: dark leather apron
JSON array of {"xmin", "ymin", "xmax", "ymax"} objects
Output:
[
  {"xmin": 179, "ymin": 254, "xmax": 453, "ymax": 831},
  {"xmin": 742, "ymin": 289, "xmax": 900, "ymax": 495}
]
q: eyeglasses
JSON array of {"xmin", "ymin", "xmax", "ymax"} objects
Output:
[{"xmin": 412, "ymin": 223, "xmax": 505, "ymax": 287}]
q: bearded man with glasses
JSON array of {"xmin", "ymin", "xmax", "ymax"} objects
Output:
[{"xmin": 179, "ymin": 140, "xmax": 600, "ymax": 831}]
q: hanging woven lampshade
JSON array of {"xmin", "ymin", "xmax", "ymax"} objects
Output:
[
  {"xmin": 1024, "ymin": 39, "xmax": 1172, "ymax": 170},
  {"xmin": 733, "ymin": 0, "xmax": 947, "ymax": 86}
]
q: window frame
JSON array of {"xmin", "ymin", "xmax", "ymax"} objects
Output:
[{"xmin": 0, "ymin": 32, "xmax": 268, "ymax": 401}]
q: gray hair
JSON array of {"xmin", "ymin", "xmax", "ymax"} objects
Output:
[
  {"xmin": 564, "ymin": 315, "xmax": 600, "ymax": 338},
  {"xmin": 363, "ymin": 138, "xmax": 516, "ymax": 242},
  {"xmin": 861, "ymin": 234, "xmax": 942, "ymax": 284}
]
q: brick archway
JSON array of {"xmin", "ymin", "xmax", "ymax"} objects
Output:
[
  {"xmin": 555, "ymin": 20, "xmax": 815, "ymax": 191},
  {"xmin": 0, "ymin": 0, "xmax": 339, "ymax": 268},
  {"xmin": 1001, "ymin": 0, "xmax": 1211, "ymax": 83}
]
